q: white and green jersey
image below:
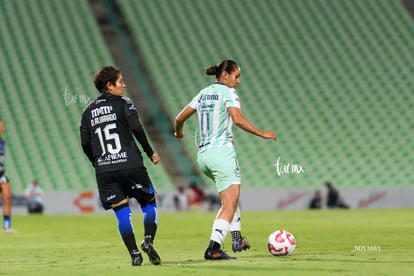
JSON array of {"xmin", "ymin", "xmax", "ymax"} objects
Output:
[{"xmin": 189, "ymin": 83, "xmax": 240, "ymax": 151}]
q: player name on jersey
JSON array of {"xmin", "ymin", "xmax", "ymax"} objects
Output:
[
  {"xmin": 90, "ymin": 106, "xmax": 117, "ymax": 127},
  {"xmin": 91, "ymin": 114, "xmax": 117, "ymax": 127}
]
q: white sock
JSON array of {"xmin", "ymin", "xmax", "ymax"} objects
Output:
[
  {"xmin": 230, "ymin": 206, "xmax": 241, "ymax": 232},
  {"xmin": 210, "ymin": 218, "xmax": 230, "ymax": 245}
]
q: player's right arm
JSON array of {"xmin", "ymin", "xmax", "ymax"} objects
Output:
[
  {"xmin": 174, "ymin": 105, "xmax": 196, "ymax": 141},
  {"xmin": 79, "ymin": 114, "xmax": 94, "ymax": 164}
]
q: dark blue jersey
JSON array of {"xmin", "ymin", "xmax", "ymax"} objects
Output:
[{"xmin": 80, "ymin": 93, "xmax": 154, "ymax": 174}]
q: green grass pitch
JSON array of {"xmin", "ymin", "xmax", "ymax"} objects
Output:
[{"xmin": 1, "ymin": 209, "xmax": 413, "ymax": 275}]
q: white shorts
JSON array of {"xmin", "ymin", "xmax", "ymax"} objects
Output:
[
  {"xmin": 197, "ymin": 146, "xmax": 241, "ymax": 192},
  {"xmin": 0, "ymin": 173, "xmax": 9, "ymax": 184}
]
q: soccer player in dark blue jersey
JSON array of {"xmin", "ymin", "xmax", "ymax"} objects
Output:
[
  {"xmin": 0, "ymin": 120, "xmax": 15, "ymax": 233},
  {"xmin": 80, "ymin": 66, "xmax": 161, "ymax": 266}
]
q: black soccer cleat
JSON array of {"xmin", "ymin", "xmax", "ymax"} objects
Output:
[
  {"xmin": 141, "ymin": 238, "xmax": 161, "ymax": 265},
  {"xmin": 131, "ymin": 253, "xmax": 143, "ymax": 266},
  {"xmin": 204, "ymin": 248, "xmax": 236, "ymax": 260},
  {"xmin": 232, "ymin": 236, "xmax": 251, "ymax": 252}
]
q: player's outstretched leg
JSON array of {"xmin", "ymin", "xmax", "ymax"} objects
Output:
[
  {"xmin": 204, "ymin": 247, "xmax": 236, "ymax": 260},
  {"xmin": 141, "ymin": 203, "xmax": 161, "ymax": 265},
  {"xmin": 204, "ymin": 218, "xmax": 236, "ymax": 260},
  {"xmin": 141, "ymin": 236, "xmax": 161, "ymax": 265},
  {"xmin": 230, "ymin": 206, "xmax": 251, "ymax": 252},
  {"xmin": 232, "ymin": 236, "xmax": 251, "ymax": 252},
  {"xmin": 131, "ymin": 253, "xmax": 143, "ymax": 266},
  {"xmin": 114, "ymin": 204, "xmax": 143, "ymax": 266}
]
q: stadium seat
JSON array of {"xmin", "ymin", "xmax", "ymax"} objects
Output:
[
  {"xmin": 0, "ymin": 0, "xmax": 173, "ymax": 192},
  {"xmin": 118, "ymin": 0, "xmax": 414, "ymax": 190}
]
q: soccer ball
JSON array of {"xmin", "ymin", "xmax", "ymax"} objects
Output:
[{"xmin": 267, "ymin": 229, "xmax": 296, "ymax": 256}]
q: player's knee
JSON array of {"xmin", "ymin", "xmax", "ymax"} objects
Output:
[
  {"xmin": 2, "ymin": 194, "xmax": 12, "ymax": 204},
  {"xmin": 148, "ymin": 195, "xmax": 156, "ymax": 205},
  {"xmin": 113, "ymin": 202, "xmax": 129, "ymax": 212},
  {"xmin": 222, "ymin": 201, "xmax": 238, "ymax": 213},
  {"xmin": 111, "ymin": 198, "xmax": 129, "ymax": 210}
]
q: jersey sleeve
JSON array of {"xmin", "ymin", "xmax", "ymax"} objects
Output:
[
  {"xmin": 189, "ymin": 93, "xmax": 200, "ymax": 110},
  {"xmin": 224, "ymin": 88, "xmax": 240, "ymax": 109},
  {"xmin": 123, "ymin": 97, "xmax": 155, "ymax": 157},
  {"xmin": 79, "ymin": 112, "xmax": 94, "ymax": 164}
]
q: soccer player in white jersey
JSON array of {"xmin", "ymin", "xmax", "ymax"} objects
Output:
[{"xmin": 174, "ymin": 60, "xmax": 277, "ymax": 259}]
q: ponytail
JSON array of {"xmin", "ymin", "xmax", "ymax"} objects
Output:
[{"xmin": 205, "ymin": 59, "xmax": 238, "ymax": 78}]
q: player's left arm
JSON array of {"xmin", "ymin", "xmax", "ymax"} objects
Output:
[
  {"xmin": 124, "ymin": 102, "xmax": 158, "ymax": 163},
  {"xmin": 228, "ymin": 107, "xmax": 277, "ymax": 140},
  {"xmin": 226, "ymin": 88, "xmax": 276, "ymax": 140}
]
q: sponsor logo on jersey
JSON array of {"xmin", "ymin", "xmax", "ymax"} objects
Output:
[
  {"xmin": 91, "ymin": 106, "xmax": 113, "ymax": 118},
  {"xmin": 97, "ymin": 151, "xmax": 128, "ymax": 166},
  {"xmin": 198, "ymin": 94, "xmax": 219, "ymax": 103},
  {"xmin": 96, "ymin": 99, "xmax": 107, "ymax": 104},
  {"xmin": 200, "ymin": 103, "xmax": 215, "ymax": 109}
]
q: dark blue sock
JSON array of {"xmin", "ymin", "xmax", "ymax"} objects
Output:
[
  {"xmin": 142, "ymin": 203, "xmax": 157, "ymax": 241},
  {"xmin": 3, "ymin": 215, "xmax": 11, "ymax": 229},
  {"xmin": 115, "ymin": 205, "xmax": 134, "ymax": 236},
  {"xmin": 114, "ymin": 205, "xmax": 139, "ymax": 255}
]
